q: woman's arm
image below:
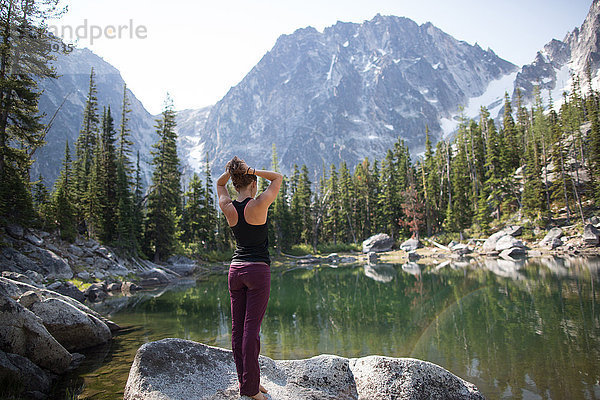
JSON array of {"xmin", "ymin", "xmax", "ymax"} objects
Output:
[
  {"xmin": 216, "ymin": 171, "xmax": 237, "ymax": 224},
  {"xmin": 253, "ymin": 168, "xmax": 282, "ymax": 183},
  {"xmin": 252, "ymin": 168, "xmax": 283, "ymax": 209}
]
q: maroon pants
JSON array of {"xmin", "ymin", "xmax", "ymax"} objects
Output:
[{"xmin": 228, "ymin": 262, "xmax": 271, "ymax": 397}]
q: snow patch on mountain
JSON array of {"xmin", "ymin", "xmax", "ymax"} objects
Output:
[
  {"xmin": 175, "ymin": 106, "xmax": 213, "ymax": 176},
  {"xmin": 464, "ymin": 71, "xmax": 519, "ymax": 117}
]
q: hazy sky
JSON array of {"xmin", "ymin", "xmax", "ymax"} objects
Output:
[{"xmin": 52, "ymin": 0, "xmax": 593, "ymax": 114}]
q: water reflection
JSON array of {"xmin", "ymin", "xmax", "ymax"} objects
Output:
[
  {"xmin": 66, "ymin": 256, "xmax": 600, "ymax": 400},
  {"xmin": 401, "ymin": 262, "xmax": 421, "ymax": 276},
  {"xmin": 364, "ymin": 264, "xmax": 397, "ymax": 282},
  {"xmin": 483, "ymin": 257, "xmax": 527, "ymax": 280}
]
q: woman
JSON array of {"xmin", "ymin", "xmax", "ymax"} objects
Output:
[{"xmin": 217, "ymin": 156, "xmax": 282, "ymax": 400}]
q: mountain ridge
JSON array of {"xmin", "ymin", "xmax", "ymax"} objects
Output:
[
  {"xmin": 33, "ymin": 4, "xmax": 600, "ymax": 183},
  {"xmin": 192, "ymin": 13, "xmax": 517, "ymax": 176}
]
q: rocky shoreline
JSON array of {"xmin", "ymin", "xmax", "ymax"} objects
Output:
[
  {"xmin": 124, "ymin": 339, "xmax": 484, "ymax": 400},
  {"xmin": 0, "ymin": 223, "xmax": 207, "ymax": 305},
  {"xmin": 278, "ymin": 218, "xmax": 600, "ymax": 269},
  {"xmin": 0, "ymin": 276, "xmax": 118, "ymax": 399},
  {"xmin": 0, "ymin": 224, "xmax": 206, "ymax": 400}
]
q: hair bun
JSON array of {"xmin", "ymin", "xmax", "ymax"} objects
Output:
[
  {"xmin": 226, "ymin": 156, "xmax": 256, "ymax": 190},
  {"xmin": 226, "ymin": 156, "xmax": 245, "ymax": 176}
]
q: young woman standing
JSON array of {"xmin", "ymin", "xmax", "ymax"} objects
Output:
[{"xmin": 216, "ymin": 156, "xmax": 282, "ymax": 400}]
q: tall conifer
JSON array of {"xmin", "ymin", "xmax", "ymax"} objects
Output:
[
  {"xmin": 145, "ymin": 95, "xmax": 182, "ymax": 262},
  {"xmin": 52, "ymin": 141, "xmax": 76, "ymax": 241},
  {"xmin": 73, "ymin": 68, "xmax": 100, "ymax": 234}
]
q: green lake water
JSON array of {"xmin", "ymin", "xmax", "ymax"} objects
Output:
[{"xmin": 54, "ymin": 257, "xmax": 600, "ymax": 399}]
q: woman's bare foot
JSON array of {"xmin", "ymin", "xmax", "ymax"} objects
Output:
[
  {"xmin": 249, "ymin": 392, "xmax": 267, "ymax": 400},
  {"xmin": 259, "ymin": 384, "xmax": 268, "ymax": 393}
]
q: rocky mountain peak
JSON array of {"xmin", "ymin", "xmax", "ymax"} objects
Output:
[
  {"xmin": 566, "ymin": 0, "xmax": 600, "ymax": 74},
  {"xmin": 187, "ymin": 14, "xmax": 516, "ymax": 176},
  {"xmin": 513, "ymin": 0, "xmax": 600, "ymax": 104}
]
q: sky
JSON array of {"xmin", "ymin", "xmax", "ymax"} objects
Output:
[{"xmin": 51, "ymin": 0, "xmax": 593, "ymax": 115}]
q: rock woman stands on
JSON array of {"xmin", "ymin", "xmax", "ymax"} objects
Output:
[{"xmin": 216, "ymin": 156, "xmax": 282, "ymax": 400}]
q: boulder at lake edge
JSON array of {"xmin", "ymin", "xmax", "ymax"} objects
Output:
[
  {"xmin": 362, "ymin": 233, "xmax": 394, "ymax": 253},
  {"xmin": 0, "ymin": 287, "xmax": 71, "ymax": 374},
  {"xmin": 124, "ymin": 339, "xmax": 483, "ymax": 400},
  {"xmin": 583, "ymin": 224, "xmax": 600, "ymax": 246},
  {"xmin": 482, "ymin": 225, "xmax": 523, "ymax": 254},
  {"xmin": 30, "ymin": 298, "xmax": 112, "ymax": 351},
  {"xmin": 482, "ymin": 231, "xmax": 508, "ymax": 253},
  {"xmin": 495, "ymin": 236, "xmax": 526, "ymax": 252},
  {"xmin": 400, "ymin": 238, "xmax": 420, "ymax": 252},
  {"xmin": 350, "ymin": 355, "xmax": 484, "ymax": 400},
  {"xmin": 540, "ymin": 227, "xmax": 563, "ymax": 249},
  {"xmin": 0, "ymin": 349, "xmax": 52, "ymax": 394}
]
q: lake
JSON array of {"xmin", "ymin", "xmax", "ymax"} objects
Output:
[{"xmin": 54, "ymin": 256, "xmax": 600, "ymax": 399}]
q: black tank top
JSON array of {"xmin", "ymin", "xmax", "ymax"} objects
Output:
[{"xmin": 230, "ymin": 198, "xmax": 270, "ymax": 264}]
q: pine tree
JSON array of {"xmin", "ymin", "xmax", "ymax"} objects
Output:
[
  {"xmin": 93, "ymin": 107, "xmax": 119, "ymax": 243},
  {"xmin": 378, "ymin": 150, "xmax": 398, "ymax": 238},
  {"xmin": 383, "ymin": 138, "xmax": 412, "ymax": 239},
  {"xmin": 181, "ymin": 172, "xmax": 205, "ymax": 246},
  {"xmin": 481, "ymin": 107, "xmax": 504, "ymax": 220},
  {"xmin": 86, "ymin": 130, "xmax": 102, "ymax": 239},
  {"xmin": 267, "ymin": 144, "xmax": 290, "ymax": 253},
  {"xmin": 32, "ymin": 173, "xmax": 50, "ymax": 226},
  {"xmin": 288, "ymin": 164, "xmax": 301, "ymax": 243},
  {"xmin": 569, "ymin": 75, "xmax": 587, "ymax": 170},
  {"xmin": 290, "ymin": 164, "xmax": 312, "ymax": 244},
  {"xmin": 522, "ymin": 94, "xmax": 547, "ymax": 222},
  {"xmin": 353, "ymin": 159, "xmax": 370, "ymax": 239},
  {"xmin": 275, "ymin": 175, "xmax": 291, "ymax": 250},
  {"xmin": 113, "ymin": 84, "xmax": 136, "ymax": 251},
  {"xmin": 469, "ymin": 120, "xmax": 486, "ymax": 208},
  {"xmin": 311, "ymin": 166, "xmax": 329, "ymax": 251},
  {"xmin": 144, "ymin": 95, "xmax": 182, "ymax": 262},
  {"xmin": 201, "ymin": 153, "xmax": 217, "ymax": 249},
  {"xmin": 522, "ymin": 137, "xmax": 546, "ymax": 221},
  {"xmin": 444, "ymin": 124, "xmax": 472, "ymax": 234},
  {"xmin": 73, "ymin": 68, "xmax": 100, "ymax": 234},
  {"xmin": 0, "ymin": 0, "xmax": 64, "ymax": 223},
  {"xmin": 216, "ymin": 209, "xmax": 234, "ymax": 251},
  {"xmin": 548, "ymin": 102, "xmax": 572, "ymax": 223},
  {"xmin": 435, "ymin": 140, "xmax": 451, "ymax": 227},
  {"xmin": 118, "ymin": 84, "xmax": 134, "ymax": 170},
  {"xmin": 515, "ymin": 88, "xmax": 530, "ymax": 157},
  {"xmin": 338, "ymin": 161, "xmax": 356, "ymax": 243},
  {"xmin": 51, "ymin": 140, "xmax": 76, "ymax": 241},
  {"xmin": 423, "ymin": 126, "xmax": 441, "ymax": 236},
  {"xmin": 531, "ymin": 86, "xmax": 551, "ymax": 216},
  {"xmin": 586, "ymin": 71, "xmax": 600, "ymax": 205},
  {"xmin": 115, "ymin": 160, "xmax": 135, "ymax": 250},
  {"xmin": 501, "ymin": 92, "xmax": 521, "ymax": 174},
  {"xmin": 370, "ymin": 159, "xmax": 382, "ymax": 233},
  {"xmin": 561, "ymin": 91, "xmax": 586, "ymax": 224},
  {"xmin": 475, "ymin": 186, "xmax": 491, "ymax": 233},
  {"xmin": 132, "ymin": 151, "xmax": 145, "ymax": 253},
  {"xmin": 323, "ymin": 164, "xmax": 340, "ymax": 244}
]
